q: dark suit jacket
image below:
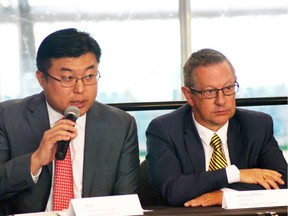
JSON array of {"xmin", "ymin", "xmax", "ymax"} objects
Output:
[
  {"xmin": 146, "ymin": 104, "xmax": 287, "ymax": 206},
  {"xmin": 0, "ymin": 92, "xmax": 139, "ymax": 215}
]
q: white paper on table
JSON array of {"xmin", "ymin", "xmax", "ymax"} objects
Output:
[
  {"xmin": 222, "ymin": 189, "xmax": 288, "ymax": 209},
  {"xmin": 67, "ymin": 194, "xmax": 144, "ymax": 216}
]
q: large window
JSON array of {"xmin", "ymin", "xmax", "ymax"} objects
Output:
[{"xmin": 0, "ymin": 0, "xmax": 287, "ymax": 157}]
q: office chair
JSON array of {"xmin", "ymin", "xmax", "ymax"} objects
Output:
[{"xmin": 138, "ymin": 159, "xmax": 159, "ymax": 206}]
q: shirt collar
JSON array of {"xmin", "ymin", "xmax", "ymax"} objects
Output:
[
  {"xmin": 192, "ymin": 113, "xmax": 229, "ymax": 146},
  {"xmin": 46, "ymin": 102, "xmax": 86, "ymax": 129},
  {"xmin": 46, "ymin": 102, "xmax": 64, "ymax": 127}
]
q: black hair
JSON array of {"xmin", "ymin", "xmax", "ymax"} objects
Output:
[{"xmin": 36, "ymin": 28, "xmax": 101, "ymax": 74}]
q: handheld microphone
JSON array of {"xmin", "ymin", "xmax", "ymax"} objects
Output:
[{"xmin": 55, "ymin": 106, "xmax": 80, "ymax": 160}]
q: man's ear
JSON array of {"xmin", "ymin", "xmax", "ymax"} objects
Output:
[
  {"xmin": 181, "ymin": 86, "xmax": 194, "ymax": 107},
  {"xmin": 36, "ymin": 70, "xmax": 46, "ymax": 89}
]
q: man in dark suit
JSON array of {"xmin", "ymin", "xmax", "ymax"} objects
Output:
[
  {"xmin": 146, "ymin": 48, "xmax": 287, "ymax": 207},
  {"xmin": 0, "ymin": 28, "xmax": 139, "ymax": 215}
]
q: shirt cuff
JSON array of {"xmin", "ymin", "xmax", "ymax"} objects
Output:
[
  {"xmin": 221, "ymin": 187, "xmax": 238, "ymax": 192},
  {"xmin": 31, "ymin": 167, "xmax": 42, "ymax": 184},
  {"xmin": 226, "ymin": 164, "xmax": 240, "ymax": 183}
]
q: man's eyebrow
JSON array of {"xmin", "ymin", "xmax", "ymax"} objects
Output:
[
  {"xmin": 60, "ymin": 67, "xmax": 72, "ymax": 72},
  {"xmin": 59, "ymin": 64, "xmax": 96, "ymax": 72},
  {"xmin": 86, "ymin": 65, "xmax": 95, "ymax": 70}
]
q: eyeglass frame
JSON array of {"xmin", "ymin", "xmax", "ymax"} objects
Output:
[
  {"xmin": 45, "ymin": 71, "xmax": 101, "ymax": 88},
  {"xmin": 189, "ymin": 81, "xmax": 239, "ymax": 99}
]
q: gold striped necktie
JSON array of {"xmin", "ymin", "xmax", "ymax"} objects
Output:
[{"xmin": 208, "ymin": 133, "xmax": 227, "ymax": 171}]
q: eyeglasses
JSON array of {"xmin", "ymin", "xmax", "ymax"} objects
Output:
[
  {"xmin": 190, "ymin": 81, "xmax": 239, "ymax": 99},
  {"xmin": 46, "ymin": 72, "xmax": 101, "ymax": 88}
]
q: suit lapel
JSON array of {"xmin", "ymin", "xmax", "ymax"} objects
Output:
[
  {"xmin": 26, "ymin": 92, "xmax": 52, "ymax": 173},
  {"xmin": 227, "ymin": 117, "xmax": 246, "ymax": 167},
  {"xmin": 82, "ymin": 102, "xmax": 105, "ymax": 197},
  {"xmin": 183, "ymin": 112, "xmax": 206, "ymax": 172}
]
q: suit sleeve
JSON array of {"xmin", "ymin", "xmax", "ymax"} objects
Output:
[
  {"xmin": 228, "ymin": 113, "xmax": 287, "ymax": 190},
  {"xmin": 0, "ymin": 130, "xmax": 35, "ymax": 200},
  {"xmin": 114, "ymin": 116, "xmax": 139, "ymax": 194},
  {"xmin": 0, "ymin": 103, "xmax": 41, "ymax": 201}
]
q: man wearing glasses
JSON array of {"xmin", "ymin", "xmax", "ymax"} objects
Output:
[
  {"xmin": 0, "ymin": 28, "xmax": 139, "ymax": 214},
  {"xmin": 146, "ymin": 48, "xmax": 287, "ymax": 207}
]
